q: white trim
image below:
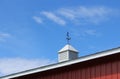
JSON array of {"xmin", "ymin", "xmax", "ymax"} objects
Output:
[{"xmin": 1, "ymin": 47, "xmax": 120, "ymax": 79}]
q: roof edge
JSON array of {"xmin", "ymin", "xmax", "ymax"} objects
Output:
[{"xmin": 1, "ymin": 47, "xmax": 120, "ymax": 79}]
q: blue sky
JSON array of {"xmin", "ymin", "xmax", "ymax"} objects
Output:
[{"xmin": 0, "ymin": 0, "xmax": 120, "ymax": 76}]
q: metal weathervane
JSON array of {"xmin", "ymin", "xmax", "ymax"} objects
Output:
[{"xmin": 66, "ymin": 32, "xmax": 71, "ymax": 44}]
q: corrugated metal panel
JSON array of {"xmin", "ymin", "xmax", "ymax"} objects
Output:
[
  {"xmin": 87, "ymin": 67, "xmax": 91, "ymax": 79},
  {"xmin": 106, "ymin": 62, "xmax": 112, "ymax": 79},
  {"xmin": 81, "ymin": 68, "xmax": 85, "ymax": 79},
  {"xmin": 77, "ymin": 67, "xmax": 81, "ymax": 79},
  {"xmin": 95, "ymin": 65, "xmax": 101, "ymax": 79},
  {"xmin": 101, "ymin": 64, "xmax": 106, "ymax": 79},
  {"xmin": 118, "ymin": 60, "xmax": 120, "ymax": 79},
  {"xmin": 72, "ymin": 70, "xmax": 75, "ymax": 79},
  {"xmin": 75, "ymin": 69, "xmax": 77, "ymax": 79},
  {"xmin": 111, "ymin": 61, "xmax": 117, "ymax": 79},
  {"xmin": 90, "ymin": 66, "xmax": 95, "ymax": 79},
  {"xmin": 70, "ymin": 70, "xmax": 72, "ymax": 79}
]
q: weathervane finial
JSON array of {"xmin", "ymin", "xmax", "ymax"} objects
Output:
[{"xmin": 66, "ymin": 32, "xmax": 71, "ymax": 44}]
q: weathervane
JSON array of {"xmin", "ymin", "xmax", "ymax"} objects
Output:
[{"xmin": 66, "ymin": 32, "xmax": 71, "ymax": 44}]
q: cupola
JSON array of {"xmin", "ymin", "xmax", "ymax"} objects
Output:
[{"xmin": 58, "ymin": 32, "xmax": 79, "ymax": 62}]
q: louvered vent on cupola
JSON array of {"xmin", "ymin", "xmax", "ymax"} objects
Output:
[{"xmin": 58, "ymin": 44, "xmax": 78, "ymax": 62}]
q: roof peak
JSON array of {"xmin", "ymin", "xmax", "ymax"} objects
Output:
[{"xmin": 58, "ymin": 44, "xmax": 78, "ymax": 53}]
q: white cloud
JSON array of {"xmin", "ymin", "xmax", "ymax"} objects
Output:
[
  {"xmin": 71, "ymin": 29, "xmax": 101, "ymax": 40},
  {"xmin": 0, "ymin": 33, "xmax": 11, "ymax": 42},
  {"xmin": 33, "ymin": 16, "xmax": 43, "ymax": 24},
  {"xmin": 84, "ymin": 29, "xmax": 98, "ymax": 36},
  {"xmin": 34, "ymin": 6, "xmax": 117, "ymax": 26},
  {"xmin": 58, "ymin": 6, "xmax": 113, "ymax": 24},
  {"xmin": 41, "ymin": 11, "xmax": 66, "ymax": 26},
  {"xmin": 0, "ymin": 58, "xmax": 55, "ymax": 76},
  {"xmin": 0, "ymin": 33, "xmax": 11, "ymax": 38},
  {"xmin": 58, "ymin": 8, "xmax": 76, "ymax": 20}
]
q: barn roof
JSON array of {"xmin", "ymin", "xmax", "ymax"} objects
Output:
[{"xmin": 1, "ymin": 47, "xmax": 120, "ymax": 79}]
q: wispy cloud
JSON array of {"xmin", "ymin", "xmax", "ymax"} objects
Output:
[
  {"xmin": 0, "ymin": 33, "xmax": 11, "ymax": 38},
  {"xmin": 84, "ymin": 29, "xmax": 99, "ymax": 36},
  {"xmin": 41, "ymin": 11, "xmax": 66, "ymax": 26},
  {"xmin": 34, "ymin": 6, "xmax": 118, "ymax": 26},
  {"xmin": 58, "ymin": 6, "xmax": 113, "ymax": 24},
  {"xmin": 0, "ymin": 33, "xmax": 11, "ymax": 42},
  {"xmin": 71, "ymin": 29, "xmax": 101, "ymax": 40},
  {"xmin": 33, "ymin": 16, "xmax": 43, "ymax": 24},
  {"xmin": 0, "ymin": 58, "xmax": 55, "ymax": 76}
]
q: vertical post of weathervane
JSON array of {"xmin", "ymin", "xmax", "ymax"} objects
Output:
[{"xmin": 66, "ymin": 32, "xmax": 71, "ymax": 44}]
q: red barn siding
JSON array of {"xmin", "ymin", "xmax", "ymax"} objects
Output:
[
  {"xmin": 106, "ymin": 62, "xmax": 111, "ymax": 79},
  {"xmin": 96, "ymin": 65, "xmax": 101, "ymax": 79},
  {"xmin": 118, "ymin": 60, "xmax": 120, "ymax": 79},
  {"xmin": 13, "ymin": 53, "xmax": 120, "ymax": 79},
  {"xmin": 112, "ymin": 61, "xmax": 117, "ymax": 79},
  {"xmin": 101, "ymin": 63, "xmax": 105, "ymax": 79}
]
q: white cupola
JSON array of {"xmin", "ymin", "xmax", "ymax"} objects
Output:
[
  {"xmin": 58, "ymin": 32, "xmax": 79, "ymax": 62},
  {"xmin": 58, "ymin": 44, "xmax": 78, "ymax": 62}
]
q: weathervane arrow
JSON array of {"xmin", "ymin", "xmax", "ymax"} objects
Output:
[{"xmin": 66, "ymin": 32, "xmax": 71, "ymax": 44}]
